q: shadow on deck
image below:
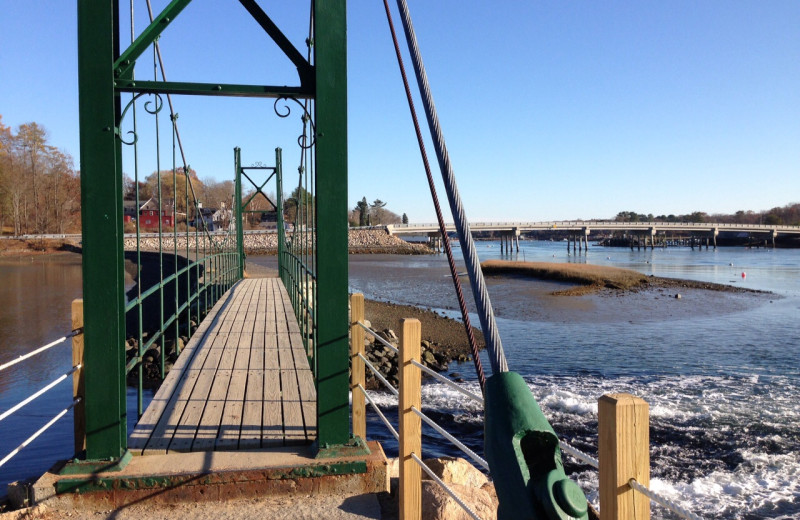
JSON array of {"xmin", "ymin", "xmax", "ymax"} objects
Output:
[{"xmin": 24, "ymin": 279, "xmax": 387, "ymax": 512}]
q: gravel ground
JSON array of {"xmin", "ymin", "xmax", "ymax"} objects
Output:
[{"xmin": 1, "ymin": 494, "xmax": 381, "ymax": 520}]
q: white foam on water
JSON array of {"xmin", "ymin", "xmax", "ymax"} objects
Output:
[
  {"xmin": 536, "ymin": 388, "xmax": 597, "ymax": 416},
  {"xmin": 649, "ymin": 449, "xmax": 800, "ymax": 518},
  {"xmin": 363, "ymin": 373, "xmax": 800, "ymax": 519}
]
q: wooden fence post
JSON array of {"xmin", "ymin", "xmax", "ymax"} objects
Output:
[
  {"xmin": 350, "ymin": 293, "xmax": 366, "ymax": 440},
  {"xmin": 72, "ymin": 299, "xmax": 86, "ymax": 456},
  {"xmin": 599, "ymin": 393, "xmax": 650, "ymax": 520},
  {"xmin": 399, "ymin": 318, "xmax": 422, "ymax": 520}
]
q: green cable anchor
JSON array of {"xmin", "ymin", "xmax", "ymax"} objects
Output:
[{"xmin": 485, "ymin": 371, "xmax": 589, "ymax": 520}]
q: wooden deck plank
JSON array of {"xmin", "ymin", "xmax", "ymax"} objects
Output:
[
  {"xmin": 131, "ymin": 282, "xmax": 241, "ymax": 453},
  {"xmin": 166, "ymin": 284, "xmax": 251, "ymax": 453},
  {"xmin": 240, "ymin": 337, "xmax": 264, "ymax": 449},
  {"xmin": 130, "ymin": 278, "xmax": 316, "ymax": 454},
  {"xmin": 187, "ymin": 278, "xmax": 258, "ymax": 452},
  {"xmin": 262, "ymin": 369, "xmax": 283, "ymax": 446},
  {"xmin": 281, "ymin": 368, "xmax": 306, "ymax": 444},
  {"xmin": 215, "ymin": 334, "xmax": 252, "ymax": 450}
]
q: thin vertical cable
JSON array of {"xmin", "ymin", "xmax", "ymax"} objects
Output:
[
  {"xmin": 381, "ymin": 0, "xmax": 486, "ymax": 390},
  {"xmin": 394, "ymin": 0, "xmax": 508, "ymax": 374},
  {"xmin": 130, "ymin": 0, "xmax": 144, "ymax": 418}
]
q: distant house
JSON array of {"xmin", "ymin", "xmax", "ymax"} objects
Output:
[
  {"xmin": 138, "ymin": 198, "xmax": 175, "ymax": 229},
  {"xmin": 123, "ymin": 201, "xmax": 139, "ymax": 223},
  {"xmin": 190, "ymin": 207, "xmax": 217, "ymax": 231}
]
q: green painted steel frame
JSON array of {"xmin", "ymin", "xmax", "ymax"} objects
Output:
[
  {"xmin": 78, "ymin": 0, "xmax": 128, "ymax": 461},
  {"xmin": 78, "ymin": 0, "xmax": 348, "ymax": 462},
  {"xmin": 234, "ymin": 148, "xmax": 245, "ymax": 279},
  {"xmin": 314, "ymin": 0, "xmax": 349, "ymax": 450}
]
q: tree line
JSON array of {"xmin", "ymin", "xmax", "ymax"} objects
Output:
[
  {"xmin": 3, "ymin": 116, "xmax": 797, "ymax": 235},
  {"xmin": 350, "ymin": 197, "xmax": 407, "ymax": 226},
  {"xmin": 614, "ymin": 203, "xmax": 800, "ymax": 226},
  {"xmin": 0, "ymin": 117, "xmax": 81, "ymax": 235}
]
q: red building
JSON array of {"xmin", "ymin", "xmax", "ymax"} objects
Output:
[{"xmin": 137, "ymin": 198, "xmax": 175, "ymax": 229}]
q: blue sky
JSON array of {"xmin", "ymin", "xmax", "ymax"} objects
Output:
[{"xmin": 1, "ymin": 1, "xmax": 798, "ymax": 222}]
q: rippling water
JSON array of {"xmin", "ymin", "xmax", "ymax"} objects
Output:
[
  {"xmin": 0, "ymin": 254, "xmax": 149, "ymax": 492},
  {"xmin": 349, "ymin": 243, "xmax": 800, "ymax": 520},
  {"xmin": 2, "ymin": 245, "xmax": 799, "ymax": 519}
]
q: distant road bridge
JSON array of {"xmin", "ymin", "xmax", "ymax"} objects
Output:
[{"xmin": 386, "ymin": 221, "xmax": 800, "ymax": 251}]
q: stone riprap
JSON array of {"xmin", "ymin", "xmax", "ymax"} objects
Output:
[{"xmin": 124, "ymin": 229, "xmax": 430, "ymax": 254}]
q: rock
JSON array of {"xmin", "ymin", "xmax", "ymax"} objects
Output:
[
  {"xmin": 481, "ymin": 481, "xmax": 500, "ymax": 511},
  {"xmin": 421, "ymin": 480, "xmax": 496, "ymax": 520},
  {"xmin": 422, "ymin": 351, "xmax": 436, "ymax": 365},
  {"xmin": 422, "ymin": 456, "xmax": 488, "ymax": 489}
]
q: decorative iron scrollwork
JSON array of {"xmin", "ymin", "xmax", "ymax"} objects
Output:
[
  {"xmin": 273, "ymin": 96, "xmax": 316, "ymax": 150},
  {"xmin": 117, "ymin": 93, "xmax": 164, "ymax": 146}
]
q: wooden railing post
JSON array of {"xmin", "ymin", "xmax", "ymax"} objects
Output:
[
  {"xmin": 599, "ymin": 393, "xmax": 650, "ymax": 520},
  {"xmin": 399, "ymin": 318, "xmax": 422, "ymax": 520},
  {"xmin": 350, "ymin": 293, "xmax": 366, "ymax": 440},
  {"xmin": 71, "ymin": 299, "xmax": 86, "ymax": 456}
]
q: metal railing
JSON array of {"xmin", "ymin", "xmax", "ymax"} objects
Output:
[
  {"xmin": 121, "ymin": 84, "xmax": 243, "ymax": 418},
  {"xmin": 276, "ymin": 115, "xmax": 318, "ymax": 369},
  {"xmin": 0, "ymin": 318, "xmax": 85, "ymax": 469},
  {"xmin": 350, "ymin": 292, "xmax": 707, "ymax": 520}
]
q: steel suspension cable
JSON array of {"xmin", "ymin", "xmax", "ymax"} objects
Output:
[
  {"xmin": 144, "ymin": 0, "xmax": 227, "ymax": 249},
  {"xmin": 393, "ymin": 0, "xmax": 508, "ymax": 374},
  {"xmin": 381, "ymin": 0, "xmax": 486, "ymax": 391}
]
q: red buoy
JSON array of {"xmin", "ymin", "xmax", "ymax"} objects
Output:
[{"xmin": 741, "ymin": 271, "xmax": 746, "ymax": 279}]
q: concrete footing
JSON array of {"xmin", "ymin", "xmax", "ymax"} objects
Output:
[{"xmin": 12, "ymin": 441, "xmax": 388, "ymax": 513}]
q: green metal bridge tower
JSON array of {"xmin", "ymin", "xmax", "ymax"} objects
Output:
[{"xmin": 77, "ymin": 0, "xmax": 348, "ymax": 463}]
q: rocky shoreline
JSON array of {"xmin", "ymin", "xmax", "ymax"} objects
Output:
[
  {"xmin": 0, "ymin": 229, "xmax": 432, "ymax": 256},
  {"xmin": 359, "ymin": 299, "xmax": 483, "ymax": 390}
]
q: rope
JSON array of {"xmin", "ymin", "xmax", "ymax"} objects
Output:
[
  {"xmin": 411, "ymin": 452, "xmax": 482, "ymax": 520},
  {"xmin": 629, "ymin": 478, "xmax": 705, "ymax": 520},
  {"xmin": 410, "ymin": 360, "xmax": 483, "ymax": 404},
  {"xmin": 559, "ymin": 440, "xmax": 599, "ymax": 469},
  {"xmin": 393, "ymin": 0, "xmax": 508, "ymax": 375},
  {"xmin": 0, "ymin": 331, "xmax": 80, "ymax": 373},
  {"xmin": 557, "ymin": 440, "xmax": 704, "ymax": 520},
  {"xmin": 358, "ymin": 384, "xmax": 399, "ymax": 441},
  {"xmin": 358, "ymin": 353, "xmax": 399, "ymax": 397},
  {"xmin": 0, "ymin": 398, "xmax": 80, "ymax": 470},
  {"xmin": 381, "ymin": 0, "xmax": 486, "ymax": 391},
  {"xmin": 357, "ymin": 321, "xmax": 400, "ymax": 354},
  {"xmin": 0, "ymin": 365, "xmax": 80, "ymax": 423},
  {"xmin": 411, "ymin": 406, "xmax": 489, "ymax": 471}
]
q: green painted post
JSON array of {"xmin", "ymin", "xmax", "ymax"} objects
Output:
[
  {"xmin": 276, "ymin": 148, "xmax": 284, "ymax": 273},
  {"xmin": 314, "ymin": 0, "xmax": 350, "ymax": 451},
  {"xmin": 77, "ymin": 0, "xmax": 127, "ymax": 460},
  {"xmin": 234, "ymin": 147, "xmax": 244, "ymax": 279}
]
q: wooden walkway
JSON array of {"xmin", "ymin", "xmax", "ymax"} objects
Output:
[{"xmin": 129, "ymin": 278, "xmax": 316, "ymax": 454}]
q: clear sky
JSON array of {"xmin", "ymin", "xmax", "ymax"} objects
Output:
[{"xmin": 1, "ymin": 1, "xmax": 798, "ymax": 222}]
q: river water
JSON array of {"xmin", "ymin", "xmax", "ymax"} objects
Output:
[
  {"xmin": 0, "ymin": 254, "xmax": 149, "ymax": 494},
  {"xmin": 1, "ymin": 245, "xmax": 798, "ymax": 519},
  {"xmin": 346, "ymin": 242, "xmax": 800, "ymax": 520}
]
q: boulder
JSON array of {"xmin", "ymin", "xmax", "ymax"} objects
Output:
[
  {"xmin": 422, "ymin": 457, "xmax": 488, "ymax": 489},
  {"xmin": 421, "ymin": 480, "xmax": 496, "ymax": 520}
]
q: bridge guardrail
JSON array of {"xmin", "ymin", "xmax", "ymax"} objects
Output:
[
  {"xmin": 349, "ymin": 293, "xmax": 706, "ymax": 520},
  {"xmin": 0, "ymin": 303, "xmax": 85, "ymax": 469}
]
